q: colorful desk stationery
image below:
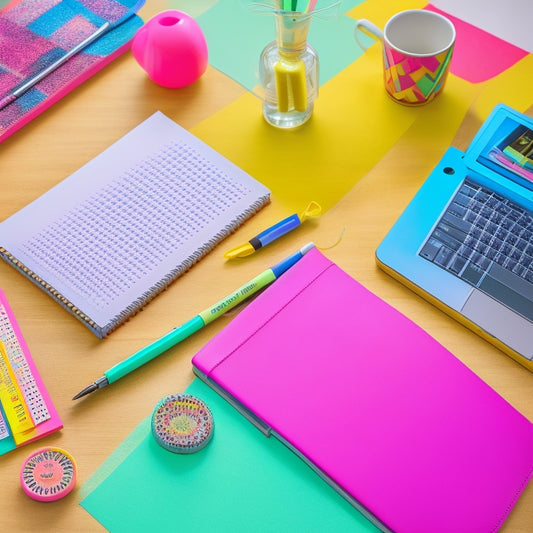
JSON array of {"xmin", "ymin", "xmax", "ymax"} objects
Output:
[{"xmin": 0, "ymin": 0, "xmax": 532, "ymax": 531}]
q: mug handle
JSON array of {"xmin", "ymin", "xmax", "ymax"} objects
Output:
[{"xmin": 354, "ymin": 19, "xmax": 383, "ymax": 51}]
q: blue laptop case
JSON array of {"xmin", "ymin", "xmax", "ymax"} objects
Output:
[{"xmin": 376, "ymin": 103, "xmax": 533, "ymax": 370}]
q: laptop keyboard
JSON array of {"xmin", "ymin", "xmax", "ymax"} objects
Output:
[{"xmin": 419, "ymin": 178, "xmax": 533, "ymax": 322}]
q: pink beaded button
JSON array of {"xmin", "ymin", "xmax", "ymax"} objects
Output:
[{"xmin": 20, "ymin": 447, "xmax": 77, "ymax": 502}]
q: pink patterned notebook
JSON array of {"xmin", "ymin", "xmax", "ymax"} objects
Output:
[
  {"xmin": 192, "ymin": 248, "xmax": 533, "ymax": 533},
  {"xmin": 0, "ymin": 0, "xmax": 144, "ymax": 143}
]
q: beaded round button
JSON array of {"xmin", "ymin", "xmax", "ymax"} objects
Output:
[
  {"xmin": 20, "ymin": 447, "xmax": 77, "ymax": 502},
  {"xmin": 151, "ymin": 393, "xmax": 214, "ymax": 453}
]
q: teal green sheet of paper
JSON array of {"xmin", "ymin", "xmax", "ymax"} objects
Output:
[
  {"xmin": 193, "ymin": 0, "xmax": 371, "ymax": 92},
  {"xmin": 81, "ymin": 379, "xmax": 380, "ymax": 532},
  {"xmin": 167, "ymin": 0, "xmax": 218, "ymax": 17},
  {"xmin": 0, "ymin": 403, "xmax": 15, "ymax": 456}
]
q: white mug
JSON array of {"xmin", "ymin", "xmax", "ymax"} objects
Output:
[{"xmin": 354, "ymin": 10, "xmax": 456, "ymax": 105}]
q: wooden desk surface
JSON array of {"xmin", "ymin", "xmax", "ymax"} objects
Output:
[{"xmin": 1, "ymin": 2, "xmax": 532, "ymax": 531}]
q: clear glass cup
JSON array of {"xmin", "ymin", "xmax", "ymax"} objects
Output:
[
  {"xmin": 248, "ymin": 1, "xmax": 339, "ymax": 129},
  {"xmin": 259, "ymin": 13, "xmax": 318, "ymax": 128}
]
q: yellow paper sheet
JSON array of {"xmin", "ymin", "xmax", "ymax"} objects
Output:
[
  {"xmin": 471, "ymin": 54, "xmax": 533, "ymax": 119},
  {"xmin": 191, "ymin": 42, "xmax": 478, "ymax": 212},
  {"xmin": 192, "ymin": 44, "xmax": 411, "ymax": 212},
  {"xmin": 347, "ymin": 0, "xmax": 428, "ymax": 24},
  {"xmin": 191, "ymin": 0, "xmax": 531, "ymax": 212}
]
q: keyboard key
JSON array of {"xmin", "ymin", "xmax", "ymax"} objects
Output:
[
  {"xmin": 450, "ymin": 203, "xmax": 467, "ymax": 218},
  {"xmin": 480, "ymin": 269, "xmax": 533, "ymax": 322},
  {"xmin": 434, "ymin": 246, "xmax": 454, "ymax": 268},
  {"xmin": 502, "ymin": 217, "xmax": 516, "ymax": 231},
  {"xmin": 488, "ymin": 263, "xmax": 533, "ymax": 301},
  {"xmin": 458, "ymin": 244, "xmax": 474, "ymax": 261},
  {"xmin": 436, "ymin": 224, "xmax": 466, "ymax": 248},
  {"xmin": 504, "ymin": 258, "xmax": 517, "ymax": 271},
  {"xmin": 486, "ymin": 248, "xmax": 498, "ymax": 261},
  {"xmin": 477, "ymin": 257, "xmax": 491, "ymax": 271},
  {"xmin": 495, "ymin": 227, "xmax": 508, "ymax": 242},
  {"xmin": 461, "ymin": 263, "xmax": 484, "ymax": 285},
  {"xmin": 522, "ymin": 228, "xmax": 532, "ymax": 241},
  {"xmin": 442, "ymin": 212, "xmax": 473, "ymax": 234},
  {"xmin": 513, "ymin": 264, "xmax": 526, "ymax": 278},
  {"xmin": 516, "ymin": 213, "xmax": 533, "ymax": 229},
  {"xmin": 519, "ymin": 254, "xmax": 532, "ymax": 269},
  {"xmin": 483, "ymin": 234, "xmax": 496, "ymax": 248},
  {"xmin": 490, "ymin": 211, "xmax": 503, "ymax": 225},
  {"xmin": 449, "ymin": 255, "xmax": 466, "ymax": 274},
  {"xmin": 506, "ymin": 234, "xmax": 518, "ymax": 246},
  {"xmin": 465, "ymin": 210, "xmax": 478, "ymax": 223},
  {"xmin": 454, "ymin": 192, "xmax": 471, "ymax": 207},
  {"xmin": 496, "ymin": 203, "xmax": 511, "ymax": 216},
  {"xmin": 494, "ymin": 253, "xmax": 506, "ymax": 266},
  {"xmin": 470, "ymin": 202, "xmax": 482, "ymax": 214},
  {"xmin": 419, "ymin": 240, "xmax": 441, "ymax": 261},
  {"xmin": 492, "ymin": 191, "xmax": 505, "ymax": 202},
  {"xmin": 474, "ymin": 190, "xmax": 490, "ymax": 203},
  {"xmin": 461, "ymin": 182, "xmax": 477, "ymax": 197},
  {"xmin": 475, "ymin": 242, "xmax": 488, "ymax": 255},
  {"xmin": 515, "ymin": 238, "xmax": 527, "ymax": 252},
  {"xmin": 485, "ymin": 221, "xmax": 498, "ymax": 234},
  {"xmin": 480, "ymin": 206, "xmax": 493, "ymax": 219},
  {"xmin": 508, "ymin": 200, "xmax": 524, "ymax": 213},
  {"xmin": 502, "ymin": 243, "xmax": 513, "ymax": 256}
]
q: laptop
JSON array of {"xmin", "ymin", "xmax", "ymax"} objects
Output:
[{"xmin": 376, "ymin": 103, "xmax": 533, "ymax": 371}]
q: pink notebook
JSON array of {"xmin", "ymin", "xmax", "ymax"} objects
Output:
[
  {"xmin": 0, "ymin": 288, "xmax": 62, "ymax": 455},
  {"xmin": 192, "ymin": 248, "xmax": 533, "ymax": 533},
  {"xmin": 0, "ymin": 0, "xmax": 144, "ymax": 143}
]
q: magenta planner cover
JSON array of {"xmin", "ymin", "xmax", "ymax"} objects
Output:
[{"xmin": 192, "ymin": 248, "xmax": 533, "ymax": 533}]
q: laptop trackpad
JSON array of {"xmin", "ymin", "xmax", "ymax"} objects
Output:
[{"xmin": 461, "ymin": 289, "xmax": 533, "ymax": 360}]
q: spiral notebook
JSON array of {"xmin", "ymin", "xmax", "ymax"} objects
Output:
[
  {"xmin": 192, "ymin": 248, "xmax": 533, "ymax": 533},
  {"xmin": 0, "ymin": 112, "xmax": 270, "ymax": 338}
]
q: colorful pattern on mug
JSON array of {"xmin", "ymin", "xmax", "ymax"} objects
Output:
[{"xmin": 382, "ymin": 45, "xmax": 454, "ymax": 105}]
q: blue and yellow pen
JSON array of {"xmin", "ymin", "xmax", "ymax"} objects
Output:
[
  {"xmin": 224, "ymin": 201, "xmax": 321, "ymax": 260},
  {"xmin": 73, "ymin": 243, "xmax": 315, "ymax": 399}
]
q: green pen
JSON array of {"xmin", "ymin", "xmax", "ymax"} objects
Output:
[{"xmin": 73, "ymin": 243, "xmax": 315, "ymax": 399}]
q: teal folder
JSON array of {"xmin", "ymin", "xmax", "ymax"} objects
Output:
[{"xmin": 81, "ymin": 379, "xmax": 380, "ymax": 532}]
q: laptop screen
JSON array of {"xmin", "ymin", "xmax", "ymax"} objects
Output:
[{"xmin": 476, "ymin": 116, "xmax": 533, "ymax": 191}]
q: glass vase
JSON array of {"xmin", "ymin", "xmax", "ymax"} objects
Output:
[{"xmin": 259, "ymin": 12, "xmax": 318, "ymax": 129}]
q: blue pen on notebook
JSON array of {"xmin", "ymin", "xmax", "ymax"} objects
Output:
[
  {"xmin": 224, "ymin": 201, "xmax": 321, "ymax": 260},
  {"xmin": 73, "ymin": 243, "xmax": 315, "ymax": 400}
]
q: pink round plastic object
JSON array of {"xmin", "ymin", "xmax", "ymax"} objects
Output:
[
  {"xmin": 20, "ymin": 447, "xmax": 77, "ymax": 502},
  {"xmin": 132, "ymin": 10, "xmax": 208, "ymax": 88}
]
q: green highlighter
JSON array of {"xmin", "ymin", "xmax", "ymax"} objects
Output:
[{"xmin": 73, "ymin": 243, "xmax": 314, "ymax": 400}]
